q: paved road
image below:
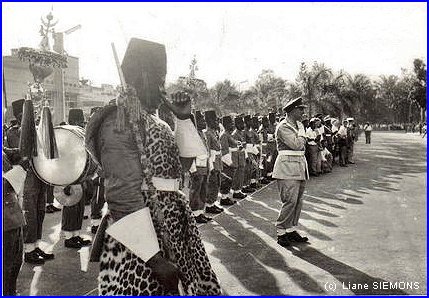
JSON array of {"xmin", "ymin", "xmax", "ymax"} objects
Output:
[{"xmin": 16, "ymin": 131, "xmax": 427, "ymax": 295}]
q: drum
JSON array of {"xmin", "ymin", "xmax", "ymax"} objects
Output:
[{"xmin": 32, "ymin": 125, "xmax": 97, "ymax": 186}]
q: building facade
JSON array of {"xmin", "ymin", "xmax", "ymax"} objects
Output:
[{"xmin": 3, "ymin": 51, "xmax": 117, "ymax": 124}]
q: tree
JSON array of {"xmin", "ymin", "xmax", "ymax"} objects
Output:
[
  {"xmin": 412, "ymin": 58, "xmax": 427, "ymax": 122},
  {"xmin": 252, "ymin": 69, "xmax": 287, "ymax": 113},
  {"xmin": 296, "ymin": 62, "xmax": 331, "ymax": 116}
]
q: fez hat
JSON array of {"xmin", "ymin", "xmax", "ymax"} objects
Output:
[
  {"xmin": 204, "ymin": 110, "xmax": 217, "ymax": 122},
  {"xmin": 234, "ymin": 115, "xmax": 244, "ymax": 128},
  {"xmin": 68, "ymin": 109, "xmax": 84, "ymax": 125},
  {"xmin": 222, "ymin": 115, "xmax": 234, "ymax": 129},
  {"xmin": 283, "ymin": 97, "xmax": 307, "ymax": 113},
  {"xmin": 268, "ymin": 112, "xmax": 276, "ymax": 123},
  {"xmin": 12, "ymin": 99, "xmax": 25, "ymax": 119},
  {"xmin": 315, "ymin": 113, "xmax": 323, "ymax": 119},
  {"xmin": 244, "ymin": 115, "xmax": 252, "ymax": 127},
  {"xmin": 121, "ymin": 38, "xmax": 167, "ymax": 106},
  {"xmin": 262, "ymin": 116, "xmax": 269, "ymax": 126},
  {"xmin": 251, "ymin": 116, "xmax": 260, "ymax": 129}
]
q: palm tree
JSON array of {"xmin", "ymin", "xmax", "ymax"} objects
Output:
[{"xmin": 297, "ymin": 62, "xmax": 332, "ymax": 115}]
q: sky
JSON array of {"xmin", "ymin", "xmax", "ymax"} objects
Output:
[{"xmin": 2, "ymin": 2, "xmax": 427, "ymax": 89}]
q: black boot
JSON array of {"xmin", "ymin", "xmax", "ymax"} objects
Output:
[
  {"xmin": 76, "ymin": 236, "xmax": 92, "ymax": 246},
  {"xmin": 206, "ymin": 205, "xmax": 223, "ymax": 214},
  {"xmin": 232, "ymin": 192, "xmax": 247, "ymax": 199},
  {"xmin": 277, "ymin": 234, "xmax": 291, "ymax": 247},
  {"xmin": 195, "ymin": 214, "xmax": 209, "ymax": 224},
  {"xmin": 65, "ymin": 237, "xmax": 82, "ymax": 249},
  {"xmin": 220, "ymin": 198, "xmax": 236, "ymax": 206},
  {"xmin": 24, "ymin": 249, "xmax": 45, "ymax": 265},
  {"xmin": 35, "ymin": 247, "xmax": 55, "ymax": 260},
  {"xmin": 287, "ymin": 231, "xmax": 309, "ymax": 243}
]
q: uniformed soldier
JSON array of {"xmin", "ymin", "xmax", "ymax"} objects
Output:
[
  {"xmin": 204, "ymin": 110, "xmax": 224, "ymax": 214},
  {"xmin": 7, "ymin": 99, "xmax": 55, "ymax": 264},
  {"xmin": 266, "ymin": 112, "xmax": 278, "ymax": 181},
  {"xmin": 61, "ymin": 109, "xmax": 92, "ymax": 248},
  {"xmin": 220, "ymin": 116, "xmax": 241, "ymax": 203},
  {"xmin": 243, "ymin": 115, "xmax": 257, "ymax": 193},
  {"xmin": 188, "ymin": 111, "xmax": 212, "ymax": 223},
  {"xmin": 3, "ymin": 150, "xmax": 26, "ymax": 295},
  {"xmin": 259, "ymin": 116, "xmax": 271, "ymax": 184},
  {"xmin": 273, "ymin": 97, "xmax": 310, "ymax": 247},
  {"xmin": 231, "ymin": 115, "xmax": 249, "ymax": 198}
]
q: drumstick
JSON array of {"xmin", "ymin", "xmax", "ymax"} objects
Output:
[{"xmin": 111, "ymin": 43, "xmax": 126, "ymax": 88}]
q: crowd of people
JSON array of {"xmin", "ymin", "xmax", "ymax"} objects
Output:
[
  {"xmin": 181, "ymin": 107, "xmax": 361, "ymax": 224},
  {"xmin": 3, "ymin": 38, "xmax": 365, "ymax": 296}
]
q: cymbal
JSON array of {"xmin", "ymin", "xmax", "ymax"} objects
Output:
[{"xmin": 54, "ymin": 184, "xmax": 82, "ymax": 207}]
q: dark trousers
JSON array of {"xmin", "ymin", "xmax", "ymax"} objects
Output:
[
  {"xmin": 61, "ymin": 195, "xmax": 85, "ymax": 232},
  {"xmin": 189, "ymin": 171, "xmax": 207, "ymax": 211},
  {"xmin": 340, "ymin": 145, "xmax": 348, "ymax": 165},
  {"xmin": 91, "ymin": 178, "xmax": 105, "ymax": 220},
  {"xmin": 206, "ymin": 170, "xmax": 221, "ymax": 205},
  {"xmin": 308, "ymin": 145, "xmax": 320, "ymax": 174},
  {"xmin": 245, "ymin": 154, "xmax": 258, "ymax": 185},
  {"xmin": 232, "ymin": 165, "xmax": 245, "ymax": 191},
  {"xmin": 220, "ymin": 164, "xmax": 236, "ymax": 194},
  {"xmin": 3, "ymin": 227, "xmax": 23, "ymax": 295},
  {"xmin": 22, "ymin": 170, "xmax": 46, "ymax": 243},
  {"xmin": 365, "ymin": 131, "xmax": 371, "ymax": 144},
  {"xmin": 46, "ymin": 185, "xmax": 54, "ymax": 205}
]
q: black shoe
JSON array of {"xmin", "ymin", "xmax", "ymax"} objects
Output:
[
  {"xmin": 242, "ymin": 187, "xmax": 256, "ymax": 193},
  {"xmin": 347, "ymin": 161, "xmax": 355, "ymax": 164},
  {"xmin": 83, "ymin": 215, "xmax": 89, "ymax": 220},
  {"xmin": 51, "ymin": 205, "xmax": 62, "ymax": 212},
  {"xmin": 65, "ymin": 237, "xmax": 82, "ymax": 249},
  {"xmin": 232, "ymin": 192, "xmax": 247, "ymax": 199},
  {"xmin": 277, "ymin": 234, "xmax": 291, "ymax": 247},
  {"xmin": 287, "ymin": 231, "xmax": 309, "ymax": 243},
  {"xmin": 76, "ymin": 236, "xmax": 92, "ymax": 246},
  {"xmin": 260, "ymin": 178, "xmax": 270, "ymax": 184},
  {"xmin": 35, "ymin": 247, "xmax": 55, "ymax": 260},
  {"xmin": 46, "ymin": 205, "xmax": 56, "ymax": 213},
  {"xmin": 195, "ymin": 214, "xmax": 209, "ymax": 224},
  {"xmin": 214, "ymin": 205, "xmax": 224, "ymax": 213},
  {"xmin": 24, "ymin": 250, "xmax": 45, "ymax": 265},
  {"xmin": 220, "ymin": 198, "xmax": 236, "ymax": 206},
  {"xmin": 250, "ymin": 183, "xmax": 259, "ymax": 189},
  {"xmin": 205, "ymin": 205, "xmax": 223, "ymax": 214},
  {"xmin": 202, "ymin": 214, "xmax": 213, "ymax": 221},
  {"xmin": 91, "ymin": 225, "xmax": 99, "ymax": 234}
]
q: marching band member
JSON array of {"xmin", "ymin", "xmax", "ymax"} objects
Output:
[
  {"xmin": 204, "ymin": 110, "xmax": 225, "ymax": 214},
  {"xmin": 188, "ymin": 111, "xmax": 212, "ymax": 223},
  {"xmin": 3, "ymin": 150, "xmax": 26, "ymax": 295},
  {"xmin": 219, "ymin": 116, "xmax": 241, "ymax": 204},
  {"xmin": 231, "ymin": 115, "xmax": 249, "ymax": 197},
  {"xmin": 10, "ymin": 99, "xmax": 54, "ymax": 264},
  {"xmin": 61, "ymin": 109, "xmax": 92, "ymax": 248}
]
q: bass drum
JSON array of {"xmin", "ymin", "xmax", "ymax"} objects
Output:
[{"xmin": 32, "ymin": 125, "xmax": 97, "ymax": 186}]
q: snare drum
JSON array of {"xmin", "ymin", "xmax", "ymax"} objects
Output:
[{"xmin": 32, "ymin": 125, "xmax": 97, "ymax": 186}]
